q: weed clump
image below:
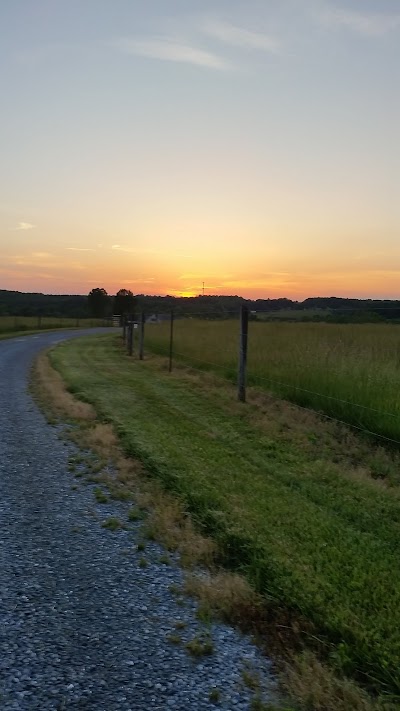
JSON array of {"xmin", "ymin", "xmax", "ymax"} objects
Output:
[
  {"xmin": 94, "ymin": 487, "xmax": 108, "ymax": 503},
  {"xmin": 101, "ymin": 517, "xmax": 123, "ymax": 531},
  {"xmin": 186, "ymin": 633, "xmax": 214, "ymax": 657}
]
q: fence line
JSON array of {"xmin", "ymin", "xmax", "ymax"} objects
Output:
[
  {"xmin": 123, "ymin": 307, "xmax": 400, "ymax": 445},
  {"xmin": 131, "ymin": 333, "xmax": 400, "ymax": 448},
  {"xmin": 168, "ymin": 310, "xmax": 174, "ymax": 373}
]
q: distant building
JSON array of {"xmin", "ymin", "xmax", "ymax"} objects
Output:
[
  {"xmin": 146, "ymin": 314, "xmax": 159, "ymax": 323},
  {"xmin": 146, "ymin": 313, "xmax": 175, "ymax": 323}
]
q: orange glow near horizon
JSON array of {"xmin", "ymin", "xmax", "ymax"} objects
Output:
[
  {"xmin": 2, "ymin": 241, "xmax": 400, "ymax": 301},
  {"xmin": 1, "ymin": 208, "xmax": 399, "ymax": 301}
]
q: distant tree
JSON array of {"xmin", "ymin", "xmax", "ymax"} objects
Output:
[
  {"xmin": 87, "ymin": 287, "xmax": 109, "ymax": 318},
  {"xmin": 114, "ymin": 289, "xmax": 135, "ymax": 317}
]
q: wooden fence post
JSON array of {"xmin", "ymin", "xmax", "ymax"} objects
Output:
[
  {"xmin": 122, "ymin": 316, "xmax": 127, "ymax": 343},
  {"xmin": 168, "ymin": 310, "xmax": 174, "ymax": 373},
  {"xmin": 127, "ymin": 320, "xmax": 133, "ymax": 356},
  {"xmin": 139, "ymin": 312, "xmax": 145, "ymax": 360},
  {"xmin": 238, "ymin": 304, "xmax": 249, "ymax": 402}
]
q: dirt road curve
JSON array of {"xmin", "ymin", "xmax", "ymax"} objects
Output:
[{"xmin": 0, "ymin": 331, "xmax": 274, "ymax": 711}]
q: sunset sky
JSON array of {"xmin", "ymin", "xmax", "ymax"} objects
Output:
[{"xmin": 0, "ymin": 0, "xmax": 399, "ymax": 300}]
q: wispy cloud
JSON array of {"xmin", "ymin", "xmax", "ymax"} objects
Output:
[
  {"xmin": 203, "ymin": 20, "xmax": 280, "ymax": 53},
  {"xmin": 66, "ymin": 247, "xmax": 95, "ymax": 251},
  {"xmin": 124, "ymin": 278, "xmax": 156, "ymax": 284},
  {"xmin": 319, "ymin": 6, "xmax": 400, "ymax": 36},
  {"xmin": 13, "ymin": 222, "xmax": 36, "ymax": 231},
  {"xmin": 111, "ymin": 244, "xmax": 167, "ymax": 255},
  {"xmin": 112, "ymin": 37, "xmax": 230, "ymax": 70},
  {"xmin": 32, "ymin": 252, "xmax": 52, "ymax": 259},
  {"xmin": 179, "ymin": 272, "xmax": 234, "ymax": 280},
  {"xmin": 4, "ymin": 251, "xmax": 86, "ymax": 272},
  {"xmin": 109, "ymin": 245, "xmax": 195, "ymax": 263},
  {"xmin": 111, "ymin": 244, "xmax": 136, "ymax": 252}
]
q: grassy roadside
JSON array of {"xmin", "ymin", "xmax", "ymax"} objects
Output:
[{"xmin": 46, "ymin": 333, "xmax": 400, "ymax": 709}]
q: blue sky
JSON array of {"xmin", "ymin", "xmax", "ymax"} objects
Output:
[{"xmin": 0, "ymin": 0, "xmax": 399, "ymax": 298}]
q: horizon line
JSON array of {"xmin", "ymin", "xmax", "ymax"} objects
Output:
[{"xmin": 2, "ymin": 288, "xmax": 400, "ymax": 303}]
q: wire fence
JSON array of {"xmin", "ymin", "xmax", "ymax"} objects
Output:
[{"xmin": 120, "ymin": 308, "xmax": 400, "ymax": 446}]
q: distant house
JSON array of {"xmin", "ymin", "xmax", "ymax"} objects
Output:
[
  {"xmin": 146, "ymin": 313, "xmax": 175, "ymax": 323},
  {"xmin": 146, "ymin": 314, "xmax": 159, "ymax": 324}
]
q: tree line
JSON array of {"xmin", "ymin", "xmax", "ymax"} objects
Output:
[
  {"xmin": 0, "ymin": 288, "xmax": 137, "ymax": 319},
  {"xmin": 1, "ymin": 288, "xmax": 400, "ymax": 322},
  {"xmin": 69, "ymin": 291, "xmax": 400, "ymax": 323}
]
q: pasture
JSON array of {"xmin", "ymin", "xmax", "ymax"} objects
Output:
[{"xmin": 144, "ymin": 319, "xmax": 400, "ymax": 442}]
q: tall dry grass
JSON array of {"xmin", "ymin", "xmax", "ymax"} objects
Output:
[{"xmin": 144, "ymin": 319, "xmax": 400, "ymax": 440}]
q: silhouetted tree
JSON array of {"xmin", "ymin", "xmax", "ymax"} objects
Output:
[
  {"xmin": 87, "ymin": 287, "xmax": 109, "ymax": 318},
  {"xmin": 114, "ymin": 289, "xmax": 135, "ymax": 317}
]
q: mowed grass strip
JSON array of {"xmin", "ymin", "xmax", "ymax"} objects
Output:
[
  {"xmin": 50, "ymin": 334, "xmax": 400, "ymax": 697},
  {"xmin": 144, "ymin": 319, "xmax": 400, "ymax": 442}
]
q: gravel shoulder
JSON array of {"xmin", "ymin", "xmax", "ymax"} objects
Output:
[{"xmin": 0, "ymin": 332, "xmax": 276, "ymax": 710}]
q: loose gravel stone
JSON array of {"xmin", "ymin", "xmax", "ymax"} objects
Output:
[{"xmin": 0, "ymin": 331, "xmax": 277, "ymax": 709}]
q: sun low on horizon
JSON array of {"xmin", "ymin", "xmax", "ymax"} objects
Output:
[{"xmin": 0, "ymin": 0, "xmax": 399, "ymax": 301}]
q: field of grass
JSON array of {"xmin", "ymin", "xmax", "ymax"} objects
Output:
[
  {"xmin": 50, "ymin": 333, "xmax": 400, "ymax": 703},
  {"xmin": 143, "ymin": 319, "xmax": 400, "ymax": 442},
  {"xmin": 0, "ymin": 315, "xmax": 108, "ymax": 336},
  {"xmin": 256, "ymin": 308, "xmax": 331, "ymax": 321}
]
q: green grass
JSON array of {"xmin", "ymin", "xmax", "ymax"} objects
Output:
[
  {"xmin": 167, "ymin": 634, "xmax": 182, "ymax": 645},
  {"xmin": 101, "ymin": 516, "xmax": 123, "ymax": 531},
  {"xmin": 144, "ymin": 319, "xmax": 400, "ymax": 442},
  {"xmin": 50, "ymin": 334, "xmax": 400, "ymax": 698},
  {"xmin": 209, "ymin": 687, "xmax": 221, "ymax": 703},
  {"xmin": 0, "ymin": 315, "xmax": 108, "ymax": 337},
  {"xmin": 256, "ymin": 308, "xmax": 331, "ymax": 321},
  {"xmin": 94, "ymin": 487, "xmax": 108, "ymax": 503},
  {"xmin": 128, "ymin": 506, "xmax": 143, "ymax": 521}
]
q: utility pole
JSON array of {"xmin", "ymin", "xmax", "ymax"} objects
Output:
[{"xmin": 202, "ymin": 281, "xmax": 205, "ymax": 297}]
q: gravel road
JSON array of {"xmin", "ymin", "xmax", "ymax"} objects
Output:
[{"xmin": 0, "ymin": 331, "xmax": 276, "ymax": 710}]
